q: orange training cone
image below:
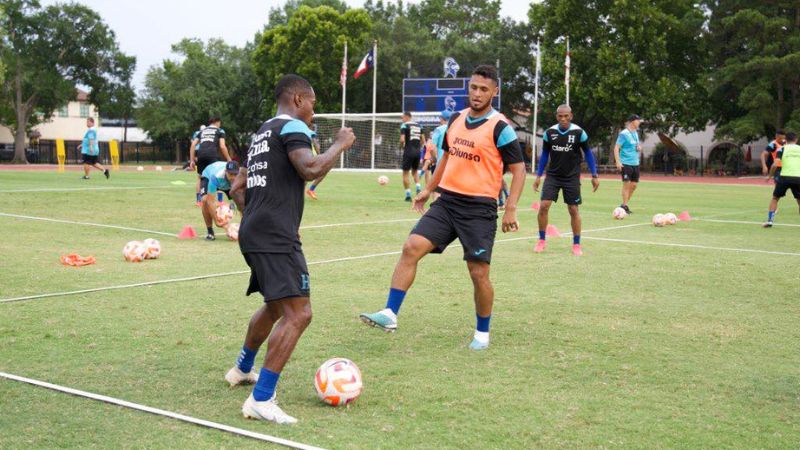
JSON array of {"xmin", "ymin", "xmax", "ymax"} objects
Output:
[
  {"xmin": 178, "ymin": 226, "xmax": 197, "ymax": 239},
  {"xmin": 531, "ymin": 201, "xmax": 540, "ymax": 210},
  {"xmin": 545, "ymin": 224, "xmax": 561, "ymax": 237},
  {"xmin": 677, "ymin": 211, "xmax": 692, "ymax": 222}
]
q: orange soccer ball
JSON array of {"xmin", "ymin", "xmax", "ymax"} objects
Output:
[
  {"xmin": 226, "ymin": 223, "xmax": 239, "ymax": 241},
  {"xmin": 314, "ymin": 358, "xmax": 363, "ymax": 407},
  {"xmin": 142, "ymin": 238, "xmax": 161, "ymax": 259},
  {"xmin": 215, "ymin": 204, "xmax": 234, "ymax": 227},
  {"xmin": 123, "ymin": 241, "xmax": 147, "ymax": 263}
]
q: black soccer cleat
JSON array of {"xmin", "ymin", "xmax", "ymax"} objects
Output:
[
  {"xmin": 104, "ymin": 169, "xmax": 110, "ymax": 179},
  {"xmin": 621, "ymin": 205, "xmax": 632, "ymax": 214},
  {"xmin": 205, "ymin": 233, "xmax": 216, "ymax": 241}
]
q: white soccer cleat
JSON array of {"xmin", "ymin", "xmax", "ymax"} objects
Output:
[
  {"xmin": 242, "ymin": 394, "xmax": 297, "ymax": 425},
  {"xmin": 225, "ymin": 366, "xmax": 259, "ymax": 387}
]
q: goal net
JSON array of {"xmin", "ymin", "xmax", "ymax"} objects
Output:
[{"xmin": 314, "ymin": 112, "xmax": 443, "ymax": 170}]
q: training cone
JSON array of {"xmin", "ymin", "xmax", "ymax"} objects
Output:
[
  {"xmin": 177, "ymin": 226, "xmax": 197, "ymax": 239},
  {"xmin": 678, "ymin": 211, "xmax": 692, "ymax": 222},
  {"xmin": 531, "ymin": 201, "xmax": 540, "ymax": 210},
  {"xmin": 545, "ymin": 224, "xmax": 561, "ymax": 237}
]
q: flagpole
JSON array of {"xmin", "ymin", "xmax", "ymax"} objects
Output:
[
  {"xmin": 340, "ymin": 41, "xmax": 347, "ymax": 169},
  {"xmin": 565, "ymin": 36, "xmax": 570, "ymax": 106},
  {"xmin": 370, "ymin": 40, "xmax": 377, "ymax": 171},
  {"xmin": 532, "ymin": 39, "xmax": 541, "ymax": 175}
]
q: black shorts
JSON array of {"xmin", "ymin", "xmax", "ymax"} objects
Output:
[
  {"xmin": 622, "ymin": 165, "xmax": 640, "ymax": 182},
  {"xmin": 82, "ymin": 154, "xmax": 98, "ymax": 165},
  {"xmin": 198, "ymin": 177, "xmax": 230, "ymax": 199},
  {"xmin": 773, "ymin": 179, "xmax": 800, "ymax": 199},
  {"xmin": 429, "ymin": 163, "xmax": 437, "ymax": 173},
  {"xmin": 411, "ymin": 193, "xmax": 497, "ymax": 263},
  {"xmin": 244, "ymin": 251, "xmax": 310, "ymax": 302},
  {"xmin": 541, "ymin": 176, "xmax": 582, "ymax": 205},
  {"xmin": 196, "ymin": 154, "xmax": 218, "ymax": 174},
  {"xmin": 402, "ymin": 151, "xmax": 421, "ymax": 171}
]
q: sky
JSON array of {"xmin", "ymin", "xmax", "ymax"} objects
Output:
[{"xmin": 41, "ymin": 0, "xmax": 533, "ymax": 90}]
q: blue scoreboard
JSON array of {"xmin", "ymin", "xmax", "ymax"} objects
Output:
[{"xmin": 402, "ymin": 78, "xmax": 501, "ymax": 113}]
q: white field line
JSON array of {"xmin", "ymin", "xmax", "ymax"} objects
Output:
[
  {"xmin": 695, "ymin": 218, "xmax": 800, "ymax": 228},
  {"xmin": 582, "ymin": 236, "xmax": 800, "ymax": 257},
  {"xmin": 0, "ymin": 185, "xmax": 184, "ymax": 194},
  {"xmin": 0, "ymin": 212, "xmax": 175, "ymax": 237},
  {"xmin": 0, "ymin": 372, "xmax": 325, "ymax": 450}
]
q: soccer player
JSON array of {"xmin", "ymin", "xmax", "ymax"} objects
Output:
[
  {"xmin": 400, "ymin": 112, "xmax": 423, "ymax": 201},
  {"xmin": 190, "ymin": 124, "xmax": 207, "ymax": 205},
  {"xmin": 359, "ymin": 65, "xmax": 526, "ymax": 351},
  {"xmin": 191, "ymin": 117, "xmax": 231, "ymax": 188},
  {"xmin": 763, "ymin": 131, "xmax": 800, "ymax": 227},
  {"xmin": 79, "ymin": 118, "xmax": 109, "ymax": 180},
  {"xmin": 614, "ymin": 114, "xmax": 643, "ymax": 214},
  {"xmin": 418, "ymin": 136, "xmax": 436, "ymax": 186},
  {"xmin": 761, "ymin": 130, "xmax": 786, "ymax": 176},
  {"xmin": 225, "ymin": 74, "xmax": 356, "ymax": 424},
  {"xmin": 533, "ymin": 105, "xmax": 600, "ymax": 256},
  {"xmin": 199, "ymin": 160, "xmax": 240, "ymax": 241}
]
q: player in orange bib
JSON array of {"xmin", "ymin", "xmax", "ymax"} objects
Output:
[{"xmin": 360, "ymin": 65, "xmax": 527, "ymax": 350}]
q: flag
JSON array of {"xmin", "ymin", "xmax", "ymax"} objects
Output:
[
  {"xmin": 564, "ymin": 42, "xmax": 571, "ymax": 85},
  {"xmin": 354, "ymin": 49, "xmax": 374, "ymax": 79},
  {"xmin": 745, "ymin": 145, "xmax": 752, "ymax": 162},
  {"xmin": 340, "ymin": 45, "xmax": 347, "ymax": 87}
]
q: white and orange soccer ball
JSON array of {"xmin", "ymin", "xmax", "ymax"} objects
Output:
[
  {"xmin": 652, "ymin": 214, "xmax": 667, "ymax": 227},
  {"xmin": 612, "ymin": 207, "xmax": 627, "ymax": 220},
  {"xmin": 377, "ymin": 175, "xmax": 389, "ymax": 186},
  {"xmin": 665, "ymin": 212, "xmax": 678, "ymax": 225},
  {"xmin": 314, "ymin": 358, "xmax": 363, "ymax": 407},
  {"xmin": 226, "ymin": 223, "xmax": 239, "ymax": 241},
  {"xmin": 215, "ymin": 204, "xmax": 234, "ymax": 227},
  {"xmin": 142, "ymin": 238, "xmax": 161, "ymax": 259},
  {"xmin": 123, "ymin": 241, "xmax": 147, "ymax": 262}
]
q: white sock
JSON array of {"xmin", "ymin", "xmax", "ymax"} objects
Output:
[
  {"xmin": 380, "ymin": 308, "xmax": 397, "ymax": 320},
  {"xmin": 473, "ymin": 330, "xmax": 490, "ymax": 344}
]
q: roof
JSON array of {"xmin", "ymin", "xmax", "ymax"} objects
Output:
[{"xmin": 76, "ymin": 89, "xmax": 90, "ymax": 102}]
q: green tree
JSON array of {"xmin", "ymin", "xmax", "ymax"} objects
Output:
[
  {"xmin": 0, "ymin": 0, "xmax": 133, "ymax": 163},
  {"xmin": 705, "ymin": 1, "xmax": 800, "ymax": 142},
  {"xmin": 137, "ymin": 39, "xmax": 266, "ymax": 159},
  {"xmin": 91, "ymin": 53, "xmax": 136, "ymax": 142},
  {"xmin": 529, "ymin": 0, "xmax": 709, "ymax": 149},
  {"xmin": 254, "ymin": 5, "xmax": 372, "ymax": 115}
]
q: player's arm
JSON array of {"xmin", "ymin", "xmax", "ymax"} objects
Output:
[
  {"xmin": 613, "ymin": 143, "xmax": 622, "ymax": 171},
  {"xmin": 581, "ymin": 139, "xmax": 600, "ymax": 192},
  {"xmin": 230, "ymin": 168, "xmax": 247, "ymax": 211},
  {"xmin": 189, "ymin": 138, "xmax": 199, "ymax": 168},
  {"xmin": 767, "ymin": 150, "xmax": 782, "ymax": 180},
  {"xmin": 495, "ymin": 123, "xmax": 526, "ymax": 232},
  {"xmin": 399, "ymin": 124, "xmax": 407, "ymax": 147},
  {"xmin": 288, "ymin": 128, "xmax": 355, "ymax": 181},
  {"xmin": 533, "ymin": 140, "xmax": 550, "ymax": 192},
  {"xmin": 761, "ymin": 146, "xmax": 771, "ymax": 175}
]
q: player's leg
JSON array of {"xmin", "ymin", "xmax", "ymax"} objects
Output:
[
  {"xmin": 536, "ymin": 177, "xmax": 558, "ymax": 253},
  {"xmin": 564, "ymin": 180, "xmax": 583, "ymax": 256},
  {"xmin": 82, "ymin": 162, "xmax": 90, "ymax": 179},
  {"xmin": 402, "ymin": 154, "xmax": 412, "ymax": 200},
  {"xmin": 226, "ymin": 301, "xmax": 282, "ymax": 386},
  {"xmin": 200, "ymin": 179, "xmax": 217, "ymax": 240},
  {"xmin": 306, "ymin": 174, "xmax": 326, "ymax": 200},
  {"xmin": 92, "ymin": 161, "xmax": 109, "ymax": 179},
  {"xmin": 467, "ymin": 260, "xmax": 493, "ymax": 350},
  {"xmin": 764, "ymin": 182, "xmax": 787, "ymax": 227}
]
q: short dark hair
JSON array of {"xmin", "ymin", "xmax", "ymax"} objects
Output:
[
  {"xmin": 402, "ymin": 111, "xmax": 412, "ymax": 118},
  {"xmin": 275, "ymin": 74, "xmax": 313, "ymax": 102},
  {"xmin": 785, "ymin": 131, "xmax": 797, "ymax": 142},
  {"xmin": 87, "ymin": 117, "xmax": 95, "ymax": 124},
  {"xmin": 472, "ymin": 64, "xmax": 499, "ymax": 85},
  {"xmin": 776, "ymin": 129, "xmax": 786, "ymax": 136},
  {"xmin": 208, "ymin": 116, "xmax": 221, "ymax": 125}
]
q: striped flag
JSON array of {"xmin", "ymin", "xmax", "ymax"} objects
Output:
[
  {"xmin": 340, "ymin": 43, "xmax": 347, "ymax": 87},
  {"xmin": 354, "ymin": 49, "xmax": 374, "ymax": 79}
]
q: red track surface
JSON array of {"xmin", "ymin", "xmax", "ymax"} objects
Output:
[{"xmin": 0, "ymin": 164, "xmax": 177, "ymax": 172}]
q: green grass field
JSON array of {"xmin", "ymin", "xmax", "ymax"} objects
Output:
[{"xmin": 1, "ymin": 169, "xmax": 798, "ymax": 449}]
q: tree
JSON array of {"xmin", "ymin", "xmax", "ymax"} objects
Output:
[
  {"xmin": 254, "ymin": 5, "xmax": 372, "ymax": 115},
  {"xmin": 137, "ymin": 39, "xmax": 265, "ymax": 159},
  {"xmin": 529, "ymin": 0, "xmax": 710, "ymax": 149},
  {"xmin": 91, "ymin": 53, "xmax": 136, "ymax": 142},
  {"xmin": 705, "ymin": 1, "xmax": 800, "ymax": 142},
  {"xmin": 0, "ymin": 0, "xmax": 133, "ymax": 163}
]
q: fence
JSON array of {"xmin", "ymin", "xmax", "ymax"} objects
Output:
[{"xmin": 4, "ymin": 140, "xmax": 179, "ymax": 165}]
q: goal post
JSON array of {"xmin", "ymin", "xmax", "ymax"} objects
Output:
[{"xmin": 314, "ymin": 112, "xmax": 442, "ymax": 171}]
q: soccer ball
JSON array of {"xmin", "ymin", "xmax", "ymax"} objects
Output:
[
  {"xmin": 377, "ymin": 175, "xmax": 389, "ymax": 185},
  {"xmin": 123, "ymin": 241, "xmax": 147, "ymax": 262},
  {"xmin": 215, "ymin": 204, "xmax": 234, "ymax": 227},
  {"xmin": 652, "ymin": 214, "xmax": 667, "ymax": 227},
  {"xmin": 226, "ymin": 223, "xmax": 239, "ymax": 241},
  {"xmin": 136, "ymin": 166, "xmax": 144, "ymax": 171},
  {"xmin": 665, "ymin": 213, "xmax": 678, "ymax": 225},
  {"xmin": 314, "ymin": 358, "xmax": 363, "ymax": 407},
  {"xmin": 155, "ymin": 166, "xmax": 163, "ymax": 171},
  {"xmin": 142, "ymin": 238, "xmax": 161, "ymax": 259},
  {"xmin": 612, "ymin": 207, "xmax": 627, "ymax": 220}
]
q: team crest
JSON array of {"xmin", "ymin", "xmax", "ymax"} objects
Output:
[{"xmin": 443, "ymin": 57, "xmax": 460, "ymax": 78}]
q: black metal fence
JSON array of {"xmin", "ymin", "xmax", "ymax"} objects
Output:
[{"xmin": 0, "ymin": 140, "xmax": 179, "ymax": 165}]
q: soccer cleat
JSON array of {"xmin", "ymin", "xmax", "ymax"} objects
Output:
[
  {"xmin": 572, "ymin": 244, "xmax": 583, "ymax": 256},
  {"xmin": 404, "ymin": 194, "xmax": 412, "ymax": 202},
  {"xmin": 225, "ymin": 366, "xmax": 259, "ymax": 387},
  {"xmin": 81, "ymin": 175, "xmax": 90, "ymax": 180},
  {"xmin": 762, "ymin": 221, "xmax": 773, "ymax": 228},
  {"xmin": 305, "ymin": 188, "xmax": 317, "ymax": 200},
  {"xmin": 205, "ymin": 233, "xmax": 216, "ymax": 241},
  {"xmin": 359, "ymin": 310, "xmax": 397, "ymax": 333},
  {"xmin": 534, "ymin": 239, "xmax": 546, "ymax": 253},
  {"xmin": 468, "ymin": 338, "xmax": 489, "ymax": 350},
  {"xmin": 195, "ymin": 201, "xmax": 202, "ymax": 207},
  {"xmin": 621, "ymin": 205, "xmax": 632, "ymax": 214},
  {"xmin": 104, "ymin": 169, "xmax": 110, "ymax": 179},
  {"xmin": 242, "ymin": 394, "xmax": 297, "ymax": 425}
]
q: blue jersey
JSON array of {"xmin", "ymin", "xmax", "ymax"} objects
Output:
[
  {"xmin": 616, "ymin": 129, "xmax": 640, "ymax": 166},
  {"xmin": 201, "ymin": 161, "xmax": 231, "ymax": 193},
  {"xmin": 432, "ymin": 124, "xmax": 448, "ymax": 162},
  {"xmin": 82, "ymin": 127, "xmax": 99, "ymax": 155}
]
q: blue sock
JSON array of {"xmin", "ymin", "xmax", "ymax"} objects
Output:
[
  {"xmin": 236, "ymin": 345, "xmax": 258, "ymax": 373},
  {"xmin": 385, "ymin": 288, "xmax": 406, "ymax": 315},
  {"xmin": 539, "ymin": 230, "xmax": 546, "ymax": 240},
  {"xmin": 217, "ymin": 191, "xmax": 223, "ymax": 203},
  {"xmin": 476, "ymin": 314, "xmax": 491, "ymax": 333},
  {"xmin": 768, "ymin": 210, "xmax": 776, "ymax": 222},
  {"xmin": 573, "ymin": 235, "xmax": 580, "ymax": 245},
  {"xmin": 309, "ymin": 184, "xmax": 317, "ymax": 191},
  {"xmin": 252, "ymin": 368, "xmax": 280, "ymax": 401},
  {"xmin": 502, "ymin": 188, "xmax": 509, "ymax": 197}
]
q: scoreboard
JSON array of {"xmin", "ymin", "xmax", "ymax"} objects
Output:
[{"xmin": 402, "ymin": 78, "xmax": 501, "ymax": 113}]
